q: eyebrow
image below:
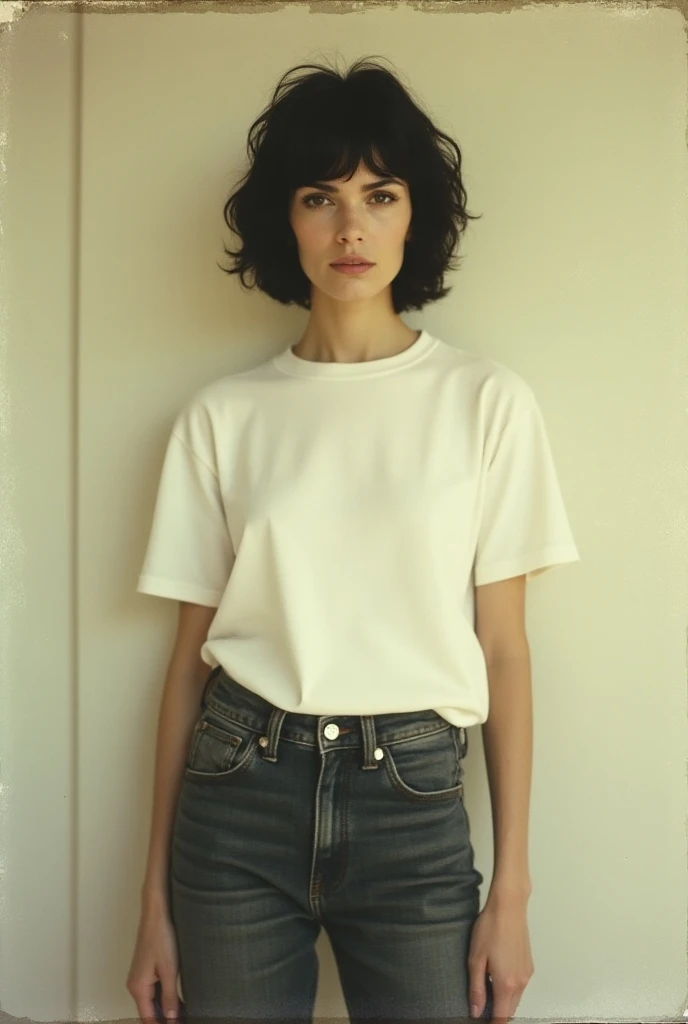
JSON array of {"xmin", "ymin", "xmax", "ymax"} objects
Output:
[{"xmin": 304, "ymin": 177, "xmax": 404, "ymax": 193}]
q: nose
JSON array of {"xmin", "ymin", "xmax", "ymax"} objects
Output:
[
  {"xmin": 337, "ymin": 227, "xmax": 364, "ymax": 244},
  {"xmin": 336, "ymin": 213, "xmax": 365, "ymax": 243}
]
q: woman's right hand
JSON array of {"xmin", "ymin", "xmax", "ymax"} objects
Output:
[{"xmin": 126, "ymin": 899, "xmax": 181, "ymax": 1021}]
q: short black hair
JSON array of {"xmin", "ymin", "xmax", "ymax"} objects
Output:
[{"xmin": 218, "ymin": 55, "xmax": 481, "ymax": 314}]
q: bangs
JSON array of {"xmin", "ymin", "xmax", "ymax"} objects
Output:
[
  {"xmin": 287, "ymin": 136, "xmax": 406, "ymax": 193},
  {"xmin": 277, "ymin": 82, "xmax": 414, "ymax": 191}
]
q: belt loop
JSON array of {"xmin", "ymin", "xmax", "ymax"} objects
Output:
[
  {"xmin": 201, "ymin": 665, "xmax": 222, "ymax": 708},
  {"xmin": 360, "ymin": 715, "xmax": 380, "ymax": 770},
  {"xmin": 260, "ymin": 707, "xmax": 287, "ymax": 763}
]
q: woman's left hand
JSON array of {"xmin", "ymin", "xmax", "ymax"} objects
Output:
[{"xmin": 467, "ymin": 891, "xmax": 534, "ymax": 1021}]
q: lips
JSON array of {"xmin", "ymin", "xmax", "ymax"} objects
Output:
[{"xmin": 330, "ymin": 259, "xmax": 374, "ymax": 266}]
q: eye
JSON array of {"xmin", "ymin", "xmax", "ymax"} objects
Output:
[{"xmin": 301, "ymin": 191, "xmax": 398, "ymax": 209}]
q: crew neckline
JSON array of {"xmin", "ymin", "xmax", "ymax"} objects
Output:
[{"xmin": 272, "ymin": 328, "xmax": 436, "ymax": 379}]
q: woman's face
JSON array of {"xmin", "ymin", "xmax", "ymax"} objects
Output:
[{"xmin": 288, "ymin": 161, "xmax": 412, "ymax": 304}]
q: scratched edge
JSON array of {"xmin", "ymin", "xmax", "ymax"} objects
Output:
[
  {"xmin": 4, "ymin": 0, "xmax": 688, "ymax": 20},
  {"xmin": 0, "ymin": 9, "xmax": 25, "ymax": 1024},
  {"xmin": 0, "ymin": 8, "xmax": 25, "ymax": 1024}
]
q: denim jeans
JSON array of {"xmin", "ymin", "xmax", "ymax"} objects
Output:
[{"xmin": 169, "ymin": 666, "xmax": 487, "ymax": 1023}]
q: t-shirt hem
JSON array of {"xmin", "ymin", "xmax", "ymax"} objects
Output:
[
  {"xmin": 136, "ymin": 575, "xmax": 223, "ymax": 607},
  {"xmin": 474, "ymin": 545, "xmax": 580, "ymax": 586}
]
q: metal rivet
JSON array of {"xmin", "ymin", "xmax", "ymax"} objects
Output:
[
  {"xmin": 374, "ymin": 747, "xmax": 384, "ymax": 760},
  {"xmin": 259, "ymin": 736, "xmax": 269, "ymax": 748}
]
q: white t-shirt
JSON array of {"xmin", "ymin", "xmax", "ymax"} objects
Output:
[{"xmin": 137, "ymin": 328, "xmax": 580, "ymax": 727}]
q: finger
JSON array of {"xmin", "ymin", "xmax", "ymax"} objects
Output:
[
  {"xmin": 508, "ymin": 989, "xmax": 523, "ymax": 1022},
  {"xmin": 160, "ymin": 975, "xmax": 180, "ymax": 1020},
  {"xmin": 468, "ymin": 965, "xmax": 487, "ymax": 1018},
  {"xmin": 488, "ymin": 977, "xmax": 513, "ymax": 1024},
  {"xmin": 136, "ymin": 989, "xmax": 157, "ymax": 1022}
]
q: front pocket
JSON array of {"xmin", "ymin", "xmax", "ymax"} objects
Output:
[
  {"xmin": 383, "ymin": 725, "xmax": 464, "ymax": 803},
  {"xmin": 185, "ymin": 713, "xmax": 258, "ymax": 782}
]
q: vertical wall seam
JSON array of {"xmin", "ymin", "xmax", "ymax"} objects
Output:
[{"xmin": 70, "ymin": 8, "xmax": 84, "ymax": 1022}]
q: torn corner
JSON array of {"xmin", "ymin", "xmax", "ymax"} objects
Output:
[{"xmin": 0, "ymin": 1, "xmax": 31, "ymax": 31}]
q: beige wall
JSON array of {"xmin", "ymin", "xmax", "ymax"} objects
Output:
[{"xmin": 2, "ymin": 4, "xmax": 687, "ymax": 1022}]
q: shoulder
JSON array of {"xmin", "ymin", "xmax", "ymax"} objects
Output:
[
  {"xmin": 433, "ymin": 336, "xmax": 538, "ymax": 427},
  {"xmin": 477, "ymin": 355, "xmax": 539, "ymax": 436},
  {"xmin": 171, "ymin": 364, "xmax": 260, "ymax": 453}
]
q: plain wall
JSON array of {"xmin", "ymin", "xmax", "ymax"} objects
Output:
[{"xmin": 2, "ymin": 3, "xmax": 687, "ymax": 1021}]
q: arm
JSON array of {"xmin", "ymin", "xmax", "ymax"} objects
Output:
[
  {"xmin": 468, "ymin": 575, "xmax": 535, "ymax": 1020},
  {"xmin": 481, "ymin": 650, "xmax": 533, "ymax": 902},
  {"xmin": 140, "ymin": 600, "xmax": 218, "ymax": 913},
  {"xmin": 474, "ymin": 574, "xmax": 533, "ymax": 902}
]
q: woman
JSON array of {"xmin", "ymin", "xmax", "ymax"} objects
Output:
[{"xmin": 126, "ymin": 56, "xmax": 580, "ymax": 1024}]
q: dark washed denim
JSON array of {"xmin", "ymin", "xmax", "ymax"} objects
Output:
[{"xmin": 169, "ymin": 666, "xmax": 490, "ymax": 1023}]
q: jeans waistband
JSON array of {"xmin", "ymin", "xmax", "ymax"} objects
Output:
[{"xmin": 200, "ymin": 666, "xmax": 468, "ymax": 768}]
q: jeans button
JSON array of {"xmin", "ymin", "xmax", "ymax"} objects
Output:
[{"xmin": 324, "ymin": 723, "xmax": 339, "ymax": 740}]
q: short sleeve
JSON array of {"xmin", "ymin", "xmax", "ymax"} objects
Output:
[
  {"xmin": 474, "ymin": 398, "xmax": 580, "ymax": 586},
  {"xmin": 137, "ymin": 424, "xmax": 235, "ymax": 607}
]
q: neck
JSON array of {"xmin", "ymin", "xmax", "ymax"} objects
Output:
[{"xmin": 292, "ymin": 324, "xmax": 420, "ymax": 365}]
